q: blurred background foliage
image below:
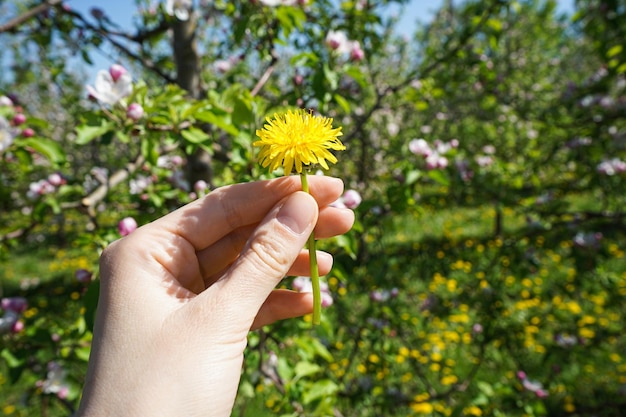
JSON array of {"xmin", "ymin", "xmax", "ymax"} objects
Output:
[{"xmin": 1, "ymin": 0, "xmax": 625, "ymax": 415}]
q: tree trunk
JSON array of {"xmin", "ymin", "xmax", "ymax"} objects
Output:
[{"xmin": 172, "ymin": 12, "xmax": 213, "ymax": 187}]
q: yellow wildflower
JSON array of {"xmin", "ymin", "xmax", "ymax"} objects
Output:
[{"xmin": 254, "ymin": 109, "xmax": 345, "ymax": 174}]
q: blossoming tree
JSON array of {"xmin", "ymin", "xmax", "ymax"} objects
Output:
[{"xmin": 1, "ymin": 0, "xmax": 625, "ymax": 415}]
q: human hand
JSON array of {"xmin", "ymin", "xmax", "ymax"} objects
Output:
[{"xmin": 78, "ymin": 176, "xmax": 354, "ymax": 417}]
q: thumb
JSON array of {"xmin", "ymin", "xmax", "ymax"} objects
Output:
[{"xmin": 211, "ymin": 191, "xmax": 318, "ymax": 319}]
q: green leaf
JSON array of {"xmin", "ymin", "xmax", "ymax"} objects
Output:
[
  {"xmin": 405, "ymin": 169, "xmax": 421, "ymax": 185},
  {"xmin": 19, "ymin": 137, "xmax": 66, "ymax": 165},
  {"xmin": 309, "ymin": 337, "xmax": 334, "ymax": 362},
  {"xmin": 1, "ymin": 348, "xmax": 25, "ymax": 368},
  {"xmin": 195, "ymin": 111, "xmax": 239, "ymax": 136},
  {"xmin": 477, "ymin": 381, "xmax": 495, "ymax": 396},
  {"xmin": 486, "ymin": 18, "xmax": 503, "ymax": 32},
  {"xmin": 232, "ymin": 97, "xmax": 255, "ymax": 126},
  {"xmin": 75, "ymin": 120, "xmax": 115, "ymax": 145},
  {"xmin": 181, "ymin": 101, "xmax": 210, "ymax": 120},
  {"xmin": 75, "ymin": 346, "xmax": 92, "ymax": 362},
  {"xmin": 83, "ymin": 280, "xmax": 100, "ymax": 333},
  {"xmin": 116, "ymin": 130, "xmax": 131, "ymax": 144},
  {"xmin": 427, "ymin": 169, "xmax": 450, "ymax": 187},
  {"xmin": 607, "ymin": 45, "xmax": 623, "ymax": 58},
  {"xmin": 344, "ymin": 65, "xmax": 368, "ymax": 88},
  {"xmin": 290, "ymin": 52, "xmax": 319, "ymax": 67},
  {"xmin": 181, "ymin": 127, "xmax": 211, "ymax": 144},
  {"xmin": 333, "ymin": 94, "xmax": 351, "ymax": 113},
  {"xmin": 302, "ymin": 379, "xmax": 339, "ymax": 405},
  {"xmin": 324, "ymin": 64, "xmax": 339, "ymax": 90},
  {"xmin": 277, "ymin": 356, "xmax": 294, "ymax": 381},
  {"xmin": 333, "ymin": 234, "xmax": 356, "ymax": 260},
  {"xmin": 294, "ymin": 361, "xmax": 322, "ymax": 379}
]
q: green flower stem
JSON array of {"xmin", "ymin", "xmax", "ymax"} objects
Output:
[{"xmin": 300, "ymin": 173, "xmax": 321, "ymax": 325}]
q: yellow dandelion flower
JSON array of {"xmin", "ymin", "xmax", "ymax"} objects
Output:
[
  {"xmin": 411, "ymin": 402, "xmax": 434, "ymax": 414},
  {"xmin": 254, "ymin": 109, "xmax": 345, "ymax": 175}
]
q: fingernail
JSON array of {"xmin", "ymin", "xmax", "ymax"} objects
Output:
[{"xmin": 277, "ymin": 192, "xmax": 315, "ymax": 235}]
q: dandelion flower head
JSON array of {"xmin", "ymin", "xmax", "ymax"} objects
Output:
[{"xmin": 254, "ymin": 109, "xmax": 345, "ymax": 174}]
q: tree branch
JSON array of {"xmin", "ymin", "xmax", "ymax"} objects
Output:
[{"xmin": 0, "ymin": 0, "xmax": 62, "ymax": 33}]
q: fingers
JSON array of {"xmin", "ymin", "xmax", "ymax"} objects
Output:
[
  {"xmin": 288, "ymin": 251, "xmax": 333, "ymax": 277},
  {"xmin": 205, "ymin": 191, "xmax": 318, "ymax": 321},
  {"xmin": 152, "ymin": 176, "xmax": 344, "ymax": 252},
  {"xmin": 196, "ymin": 205, "xmax": 353, "ymax": 279},
  {"xmin": 202, "ymin": 250, "xmax": 334, "ymax": 289},
  {"xmin": 315, "ymin": 205, "xmax": 355, "ymax": 238},
  {"xmin": 251, "ymin": 290, "xmax": 314, "ymax": 330}
]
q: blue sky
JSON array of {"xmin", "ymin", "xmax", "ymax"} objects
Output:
[
  {"xmin": 66, "ymin": 0, "xmax": 576, "ymax": 79},
  {"xmin": 68, "ymin": 0, "xmax": 576, "ymax": 31}
]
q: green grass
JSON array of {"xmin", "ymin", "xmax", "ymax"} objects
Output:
[{"xmin": 2, "ymin": 194, "xmax": 625, "ymax": 416}]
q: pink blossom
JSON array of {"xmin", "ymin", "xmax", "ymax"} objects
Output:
[
  {"xmin": 349, "ymin": 41, "xmax": 365, "ymax": 61},
  {"xmin": 259, "ymin": 0, "xmax": 299, "ymax": 5},
  {"xmin": 522, "ymin": 378, "xmax": 544, "ymax": 393},
  {"xmin": 11, "ymin": 320, "xmax": 24, "ymax": 333},
  {"xmin": 517, "ymin": 370, "xmax": 549, "ymax": 398},
  {"xmin": 293, "ymin": 74, "xmax": 304, "ymax": 86},
  {"xmin": 425, "ymin": 153, "xmax": 444, "ymax": 169},
  {"xmin": 1, "ymin": 297, "xmax": 28, "ymax": 314},
  {"xmin": 157, "ymin": 155, "xmax": 185, "ymax": 168},
  {"xmin": 597, "ymin": 158, "xmax": 626, "ymax": 175},
  {"xmin": 325, "ymin": 30, "xmax": 350, "ymax": 54},
  {"xmin": 475, "ymin": 155, "xmax": 494, "ymax": 167},
  {"xmin": 0, "ymin": 95, "xmax": 13, "ymax": 107},
  {"xmin": 118, "ymin": 217, "xmax": 138, "ymax": 236},
  {"xmin": 320, "ymin": 291, "xmax": 334, "ymax": 307},
  {"xmin": 215, "ymin": 59, "xmax": 234, "ymax": 73},
  {"xmin": 193, "ymin": 180, "xmax": 208, "ymax": 193},
  {"xmin": 86, "ymin": 65, "xmax": 132, "ymax": 106},
  {"xmin": 370, "ymin": 288, "xmax": 396, "ymax": 302},
  {"xmin": 341, "ymin": 189, "xmax": 362, "ymax": 209},
  {"xmin": 109, "ymin": 64, "xmax": 127, "ymax": 82},
  {"xmin": 47, "ymin": 173, "xmax": 64, "ymax": 186},
  {"xmin": 408, "ymin": 138, "xmax": 431, "ymax": 156},
  {"xmin": 27, "ymin": 179, "xmax": 55, "ymax": 199},
  {"xmin": 126, "ymin": 103, "xmax": 144, "ymax": 121},
  {"xmin": 433, "ymin": 140, "xmax": 450, "ymax": 154},
  {"xmin": 12, "ymin": 113, "xmax": 26, "ymax": 126},
  {"xmin": 41, "ymin": 362, "xmax": 70, "ymax": 398},
  {"xmin": 75, "ymin": 269, "xmax": 93, "ymax": 284},
  {"xmin": 22, "ymin": 127, "xmax": 35, "ymax": 137},
  {"xmin": 129, "ymin": 175, "xmax": 152, "ymax": 195},
  {"xmin": 291, "ymin": 276, "xmax": 333, "ymax": 307},
  {"xmin": 57, "ymin": 386, "xmax": 70, "ymax": 400}
]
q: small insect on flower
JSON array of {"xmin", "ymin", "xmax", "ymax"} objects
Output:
[{"xmin": 253, "ymin": 109, "xmax": 345, "ymax": 175}]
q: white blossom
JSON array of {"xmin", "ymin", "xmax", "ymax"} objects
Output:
[
  {"xmin": 86, "ymin": 68, "xmax": 132, "ymax": 106},
  {"xmin": 165, "ymin": 0, "xmax": 193, "ymax": 21}
]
